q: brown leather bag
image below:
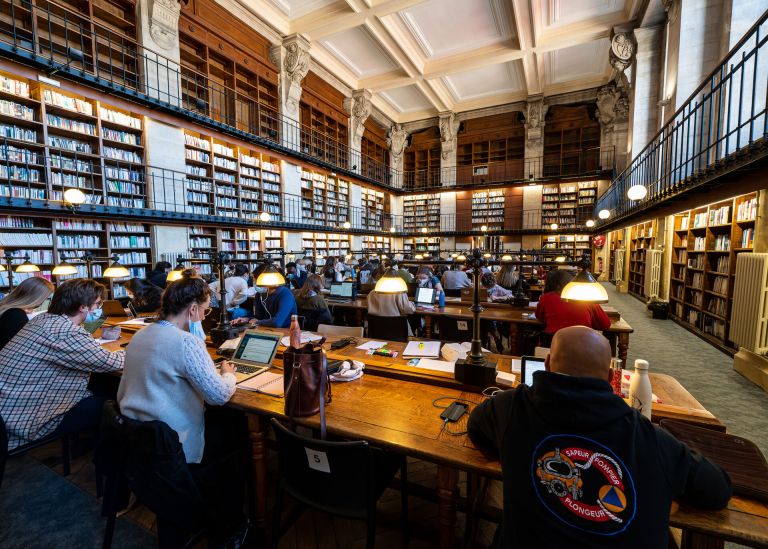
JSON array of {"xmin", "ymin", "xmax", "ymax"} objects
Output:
[{"xmin": 283, "ymin": 340, "xmax": 332, "ymax": 438}]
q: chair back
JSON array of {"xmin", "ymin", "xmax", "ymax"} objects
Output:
[
  {"xmin": 443, "ymin": 288, "xmax": 462, "ymax": 298},
  {"xmin": 0, "ymin": 413, "xmax": 7, "ymax": 489},
  {"xmin": 271, "ymin": 419, "xmax": 373, "ymax": 519},
  {"xmin": 436, "ymin": 316, "xmax": 474, "ymax": 343},
  {"xmin": 298, "ymin": 307, "xmax": 333, "ymax": 332},
  {"xmin": 317, "ymin": 324, "xmax": 364, "ymax": 338},
  {"xmin": 367, "ymin": 314, "xmax": 409, "ymax": 342}
]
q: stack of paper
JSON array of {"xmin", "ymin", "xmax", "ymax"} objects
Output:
[{"xmin": 403, "ymin": 341, "xmax": 441, "ymax": 357}]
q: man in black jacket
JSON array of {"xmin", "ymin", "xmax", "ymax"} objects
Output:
[{"xmin": 468, "ymin": 326, "xmax": 731, "ymax": 548}]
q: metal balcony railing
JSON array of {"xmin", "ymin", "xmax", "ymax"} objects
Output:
[
  {"xmin": 0, "ymin": 0, "xmax": 615, "ymax": 191},
  {"xmin": 595, "ymin": 10, "xmax": 768, "ymax": 225}
]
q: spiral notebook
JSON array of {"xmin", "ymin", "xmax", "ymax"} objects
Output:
[{"xmin": 237, "ymin": 371, "xmax": 284, "ymax": 397}]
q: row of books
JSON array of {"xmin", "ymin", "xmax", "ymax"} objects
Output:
[
  {"xmin": 713, "ymin": 235, "xmax": 730, "ymax": 251},
  {"xmin": 0, "ymin": 165, "xmax": 40, "ymax": 181},
  {"xmin": 185, "ymin": 134, "xmax": 210, "ymax": 150},
  {"xmin": 1, "ymin": 144, "xmax": 37, "ymax": 164},
  {"xmin": 51, "ymin": 173, "xmax": 91, "ymax": 187},
  {"xmin": 0, "ymin": 75, "xmax": 29, "ymax": 97},
  {"xmin": 712, "ymin": 276, "xmax": 729, "ymax": 294},
  {"xmin": 214, "ymin": 172, "xmax": 236, "ymax": 184},
  {"xmin": 46, "ymin": 114, "xmax": 96, "ymax": 135},
  {"xmin": 57, "ymin": 235, "xmax": 102, "ymax": 248},
  {"xmin": 687, "ymin": 255, "xmax": 705, "ymax": 269},
  {"xmin": 214, "ymin": 157, "xmax": 237, "ymax": 170},
  {"xmin": 51, "ymin": 156, "xmax": 92, "ymax": 172},
  {"xmin": 0, "ymin": 216, "xmax": 36, "ymax": 228},
  {"xmin": 187, "ymin": 191, "xmax": 209, "ymax": 203},
  {"xmin": 702, "ymin": 317, "xmax": 726, "ymax": 338},
  {"xmin": 186, "ymin": 150, "xmax": 209, "ymax": 163},
  {"xmin": 0, "ymin": 231, "xmax": 52, "ymax": 245},
  {"xmin": 114, "ymin": 252, "xmax": 148, "ymax": 264},
  {"xmin": 0, "ymin": 99, "xmax": 35, "ymax": 121},
  {"xmin": 187, "ymin": 166, "xmax": 208, "ymax": 177},
  {"xmin": 741, "ymin": 228, "xmax": 754, "ymax": 248},
  {"xmin": 706, "ymin": 297, "xmax": 727, "ymax": 317},
  {"xmin": 0, "ymin": 271, "xmax": 52, "ymax": 286},
  {"xmin": 689, "ymin": 291, "xmax": 703, "ymax": 307},
  {"xmin": 48, "ymin": 136, "xmax": 92, "ymax": 153},
  {"xmin": 104, "ymin": 167, "xmax": 142, "ymax": 182},
  {"xmin": 99, "ymin": 108, "xmax": 141, "ymax": 129},
  {"xmin": 708, "ymin": 205, "xmax": 730, "ymax": 225},
  {"xmin": 737, "ymin": 197, "xmax": 757, "ymax": 221},
  {"xmin": 187, "ymin": 180, "xmax": 212, "ymax": 193},
  {"xmin": 692, "ymin": 212, "xmax": 708, "ymax": 228},
  {"xmin": 3, "ymin": 249, "xmax": 53, "ymax": 263},
  {"xmin": 43, "ymin": 89, "xmax": 93, "ymax": 115},
  {"xmin": 693, "ymin": 237, "xmax": 706, "ymax": 250},
  {"xmin": 1, "ymin": 123, "xmax": 36, "ymax": 142},
  {"xmin": 690, "ymin": 273, "xmax": 703, "ymax": 289},
  {"xmin": 109, "ymin": 223, "xmax": 146, "ymax": 233},
  {"xmin": 213, "ymin": 143, "xmax": 235, "ymax": 157},
  {"xmin": 102, "ymin": 128, "xmax": 140, "ymax": 145},
  {"xmin": 108, "ymin": 197, "xmax": 145, "ymax": 208},
  {"xmin": 107, "ymin": 181, "xmax": 142, "ymax": 195},
  {"xmin": 103, "ymin": 146, "xmax": 141, "ymax": 163},
  {"xmin": 54, "ymin": 220, "xmax": 102, "ymax": 230}
]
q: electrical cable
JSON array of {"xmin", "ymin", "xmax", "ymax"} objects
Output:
[{"xmin": 432, "ymin": 396, "xmax": 476, "ymax": 436}]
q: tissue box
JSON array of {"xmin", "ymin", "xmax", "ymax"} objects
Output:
[{"xmin": 101, "ymin": 326, "xmax": 121, "ymax": 341}]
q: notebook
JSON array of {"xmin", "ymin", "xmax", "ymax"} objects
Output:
[
  {"xmin": 237, "ymin": 371, "xmax": 284, "ymax": 397},
  {"xmin": 403, "ymin": 340, "xmax": 441, "ymax": 358}
]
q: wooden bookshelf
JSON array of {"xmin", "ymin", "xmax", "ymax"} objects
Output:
[
  {"xmin": 188, "ymin": 225, "xmax": 216, "ymax": 274},
  {"xmin": 107, "ymin": 221, "xmax": 152, "ymax": 297},
  {"xmin": 404, "ymin": 127, "xmax": 440, "ymax": 189},
  {"xmin": 627, "ymin": 220, "xmax": 656, "ymax": 299},
  {"xmin": 300, "ymin": 168, "xmax": 350, "ymax": 227},
  {"xmin": 403, "ymin": 194, "xmax": 440, "ymax": 232},
  {"xmin": 299, "ymin": 103, "xmax": 348, "ymax": 167},
  {"xmin": 541, "ymin": 182, "xmax": 579, "ymax": 229},
  {"xmin": 360, "ymin": 119, "xmax": 389, "ymax": 180},
  {"xmin": 541, "ymin": 234, "xmax": 592, "ymax": 260},
  {"xmin": 361, "ymin": 187, "xmax": 387, "ymax": 230},
  {"xmin": 543, "ymin": 105, "xmax": 601, "ymax": 177},
  {"xmin": 302, "ymin": 232, "xmax": 350, "ymax": 258},
  {"xmin": 456, "ymin": 112, "xmax": 525, "ymax": 183},
  {"xmin": 404, "ymin": 237, "xmax": 440, "ymax": 257},
  {"xmin": 668, "ymin": 192, "xmax": 757, "ymax": 350},
  {"xmin": 471, "ymin": 189, "xmax": 505, "ymax": 230},
  {"xmin": 361, "ymin": 235, "xmax": 391, "ymax": 254}
]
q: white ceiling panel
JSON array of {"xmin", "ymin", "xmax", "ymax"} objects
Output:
[
  {"xmin": 543, "ymin": 38, "xmax": 610, "ymax": 85},
  {"xmin": 380, "ymin": 85, "xmax": 433, "ymax": 113},
  {"xmin": 267, "ymin": 0, "xmax": 338, "ymax": 18},
  {"xmin": 543, "ymin": 0, "xmax": 625, "ymax": 28},
  {"xmin": 443, "ymin": 61, "xmax": 524, "ymax": 101},
  {"xmin": 400, "ymin": 0, "xmax": 514, "ymax": 59},
  {"xmin": 319, "ymin": 27, "xmax": 399, "ymax": 78}
]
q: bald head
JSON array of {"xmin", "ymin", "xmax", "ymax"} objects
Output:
[{"xmin": 547, "ymin": 326, "xmax": 612, "ymax": 380}]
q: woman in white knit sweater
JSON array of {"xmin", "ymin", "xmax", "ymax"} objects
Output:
[{"xmin": 118, "ymin": 274, "xmax": 237, "ymax": 463}]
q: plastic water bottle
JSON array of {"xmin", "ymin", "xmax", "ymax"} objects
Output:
[
  {"xmin": 629, "ymin": 359, "xmax": 652, "ymax": 419},
  {"xmin": 290, "ymin": 314, "xmax": 301, "ymax": 349},
  {"xmin": 438, "ymin": 289, "xmax": 445, "ymax": 308}
]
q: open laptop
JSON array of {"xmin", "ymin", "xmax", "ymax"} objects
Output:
[
  {"xmin": 103, "ymin": 300, "xmax": 129, "ymax": 317},
  {"xmin": 326, "ymin": 281, "xmax": 355, "ymax": 303},
  {"xmin": 415, "ymin": 287, "xmax": 436, "ymax": 308},
  {"xmin": 227, "ymin": 330, "xmax": 281, "ymax": 383}
]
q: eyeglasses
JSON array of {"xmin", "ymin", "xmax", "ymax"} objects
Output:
[{"xmin": 93, "ymin": 300, "xmax": 103, "ymax": 308}]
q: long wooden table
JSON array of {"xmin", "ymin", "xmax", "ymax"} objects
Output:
[
  {"xmin": 328, "ymin": 298, "xmax": 634, "ymax": 362},
  {"xmin": 101, "ymin": 325, "xmax": 766, "ymax": 549}
]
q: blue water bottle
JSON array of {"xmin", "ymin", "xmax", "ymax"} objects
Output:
[{"xmin": 438, "ymin": 289, "xmax": 445, "ymax": 308}]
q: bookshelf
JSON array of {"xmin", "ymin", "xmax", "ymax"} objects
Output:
[
  {"xmin": 0, "ymin": 215, "xmax": 55, "ymax": 288},
  {"xmin": 299, "ymin": 103, "xmax": 348, "ymax": 167},
  {"xmin": 188, "ymin": 225, "xmax": 217, "ymax": 272},
  {"xmin": 361, "ymin": 187, "xmax": 387, "ymax": 230},
  {"xmin": 404, "ymin": 237, "xmax": 440, "ymax": 257},
  {"xmin": 99, "ymin": 105, "xmax": 145, "ymax": 208},
  {"xmin": 361, "ymin": 235, "xmax": 391, "ymax": 254},
  {"xmin": 668, "ymin": 192, "xmax": 757, "ymax": 350},
  {"xmin": 541, "ymin": 183, "xmax": 579, "ymax": 229},
  {"xmin": 456, "ymin": 112, "xmax": 525, "ymax": 183},
  {"xmin": 471, "ymin": 189, "xmax": 505, "ymax": 230},
  {"xmin": 263, "ymin": 230, "xmax": 284, "ymax": 256},
  {"xmin": 627, "ymin": 221, "xmax": 656, "ymax": 299},
  {"xmin": 302, "ymin": 232, "xmax": 350, "ymax": 258},
  {"xmin": 107, "ymin": 221, "xmax": 152, "ymax": 297},
  {"xmin": 300, "ymin": 169, "xmax": 350, "ymax": 227},
  {"xmin": 541, "ymin": 234, "xmax": 592, "ymax": 259},
  {"xmin": 609, "ymin": 229, "xmax": 624, "ymax": 284},
  {"xmin": 542, "ymin": 106, "xmax": 601, "ymax": 177},
  {"xmin": 403, "ymin": 194, "xmax": 440, "ymax": 232}
]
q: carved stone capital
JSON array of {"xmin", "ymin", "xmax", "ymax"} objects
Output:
[
  {"xmin": 609, "ymin": 31, "xmax": 635, "ymax": 87},
  {"xmin": 275, "ymin": 34, "xmax": 310, "ymax": 116},
  {"xmin": 439, "ymin": 112, "xmax": 457, "ymax": 160},
  {"xmin": 596, "ymin": 84, "xmax": 630, "ymax": 128},
  {"xmin": 662, "ymin": 0, "xmax": 680, "ymax": 24},
  {"xmin": 148, "ymin": 0, "xmax": 181, "ymax": 51},
  {"xmin": 350, "ymin": 89, "xmax": 372, "ymax": 143},
  {"xmin": 387, "ymin": 124, "xmax": 409, "ymax": 162},
  {"xmin": 524, "ymin": 96, "xmax": 547, "ymax": 145}
]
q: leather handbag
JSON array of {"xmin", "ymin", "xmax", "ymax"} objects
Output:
[{"xmin": 283, "ymin": 340, "xmax": 332, "ymax": 438}]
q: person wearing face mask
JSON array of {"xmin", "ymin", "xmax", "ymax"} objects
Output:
[
  {"xmin": 0, "ymin": 278, "xmax": 125, "ymax": 451},
  {"xmin": 415, "ymin": 266, "xmax": 444, "ymax": 295},
  {"xmin": 124, "ymin": 277, "xmax": 162, "ymax": 314},
  {"xmin": 208, "ymin": 263, "xmax": 252, "ymax": 319},
  {"xmin": 284, "ymin": 262, "xmax": 307, "ymax": 290},
  {"xmin": 0, "ymin": 276, "xmax": 54, "ymax": 351}
]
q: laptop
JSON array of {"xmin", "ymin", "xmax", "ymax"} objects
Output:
[
  {"xmin": 327, "ymin": 281, "xmax": 355, "ymax": 303},
  {"xmin": 415, "ymin": 287, "xmax": 436, "ymax": 308},
  {"xmin": 460, "ymin": 287, "xmax": 489, "ymax": 302},
  {"xmin": 228, "ymin": 330, "xmax": 281, "ymax": 383},
  {"xmin": 103, "ymin": 300, "xmax": 129, "ymax": 317},
  {"xmin": 83, "ymin": 316, "xmax": 107, "ymax": 334}
]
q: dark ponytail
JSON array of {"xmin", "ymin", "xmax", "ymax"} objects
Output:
[{"xmin": 160, "ymin": 273, "xmax": 210, "ymax": 318}]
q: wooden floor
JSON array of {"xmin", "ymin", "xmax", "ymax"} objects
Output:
[{"xmin": 28, "ymin": 435, "xmax": 498, "ymax": 548}]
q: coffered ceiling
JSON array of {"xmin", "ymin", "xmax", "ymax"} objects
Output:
[{"xmin": 227, "ymin": 0, "xmax": 646, "ymax": 123}]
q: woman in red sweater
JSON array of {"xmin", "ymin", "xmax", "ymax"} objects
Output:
[{"xmin": 536, "ymin": 269, "xmax": 611, "ymax": 345}]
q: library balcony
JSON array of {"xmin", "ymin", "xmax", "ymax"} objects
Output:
[{"xmin": 595, "ymin": 12, "xmax": 768, "ymax": 229}]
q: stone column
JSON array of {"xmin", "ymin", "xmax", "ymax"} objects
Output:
[
  {"xmin": 439, "ymin": 112, "xmax": 458, "ymax": 187},
  {"xmin": 269, "ymin": 34, "xmax": 310, "ymax": 151},
  {"xmin": 387, "ymin": 123, "xmax": 408, "ymax": 189},
  {"xmin": 597, "ymin": 84, "xmax": 631, "ymax": 174},
  {"xmin": 523, "ymin": 96, "xmax": 546, "ymax": 179},
  {"xmin": 136, "ymin": 0, "xmax": 182, "ymax": 106},
  {"xmin": 347, "ymin": 90, "xmax": 371, "ymax": 174},
  {"xmin": 630, "ymin": 26, "xmax": 663, "ymax": 160}
]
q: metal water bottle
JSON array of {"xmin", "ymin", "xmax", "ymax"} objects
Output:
[
  {"xmin": 289, "ymin": 314, "xmax": 301, "ymax": 349},
  {"xmin": 438, "ymin": 289, "xmax": 445, "ymax": 308},
  {"xmin": 629, "ymin": 359, "xmax": 652, "ymax": 419}
]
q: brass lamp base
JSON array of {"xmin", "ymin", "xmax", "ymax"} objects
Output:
[{"xmin": 454, "ymin": 358, "xmax": 498, "ymax": 387}]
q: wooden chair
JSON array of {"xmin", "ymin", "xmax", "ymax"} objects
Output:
[
  {"xmin": 366, "ymin": 314, "xmax": 409, "ymax": 342},
  {"xmin": 270, "ymin": 419, "xmax": 408, "ymax": 549},
  {"xmin": 316, "ymin": 324, "xmax": 364, "ymax": 338}
]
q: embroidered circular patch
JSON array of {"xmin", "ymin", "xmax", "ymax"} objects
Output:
[{"xmin": 531, "ymin": 434, "xmax": 636, "ymax": 535}]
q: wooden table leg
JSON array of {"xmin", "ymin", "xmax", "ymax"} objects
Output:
[
  {"xmin": 247, "ymin": 414, "xmax": 269, "ymax": 530},
  {"xmin": 618, "ymin": 333, "xmax": 629, "ymax": 363},
  {"xmin": 680, "ymin": 530, "xmax": 724, "ymax": 549},
  {"xmin": 424, "ymin": 315, "xmax": 432, "ymax": 338},
  {"xmin": 437, "ymin": 465, "xmax": 459, "ymax": 549},
  {"xmin": 356, "ymin": 308, "xmax": 364, "ymax": 329}
]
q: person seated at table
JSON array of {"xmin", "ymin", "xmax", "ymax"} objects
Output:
[
  {"xmin": 536, "ymin": 269, "xmax": 611, "ymax": 346},
  {"xmin": 441, "ymin": 263, "xmax": 472, "ymax": 291},
  {"xmin": 294, "ymin": 274, "xmax": 333, "ymax": 331},
  {"xmin": 0, "ymin": 278, "xmax": 125, "ymax": 450},
  {"xmin": 481, "ymin": 272, "xmax": 514, "ymax": 302},
  {"xmin": 357, "ymin": 259, "xmax": 373, "ymax": 285},
  {"xmin": 387, "ymin": 259, "xmax": 413, "ymax": 283},
  {"xmin": 367, "ymin": 282, "xmax": 415, "ymax": 320},
  {"xmin": 124, "ymin": 277, "xmax": 162, "ymax": 314},
  {"xmin": 0, "ymin": 276, "xmax": 54, "ymax": 351},
  {"xmin": 118, "ymin": 275, "xmax": 246, "ymax": 540},
  {"xmin": 285, "ymin": 262, "xmax": 307, "ymax": 290},
  {"xmin": 415, "ymin": 266, "xmax": 444, "ymax": 295},
  {"xmin": 468, "ymin": 326, "xmax": 731, "ymax": 548},
  {"xmin": 208, "ymin": 263, "xmax": 252, "ymax": 319},
  {"xmin": 322, "ymin": 257, "xmax": 343, "ymax": 288},
  {"xmin": 147, "ymin": 261, "xmax": 173, "ymax": 289},
  {"xmin": 236, "ymin": 276, "xmax": 298, "ymax": 329},
  {"xmin": 496, "ymin": 260, "xmax": 530, "ymax": 292}
]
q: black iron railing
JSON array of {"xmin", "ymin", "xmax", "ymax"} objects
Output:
[{"xmin": 595, "ymin": 11, "xmax": 768, "ymax": 225}]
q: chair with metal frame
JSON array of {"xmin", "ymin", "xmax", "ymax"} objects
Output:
[
  {"xmin": 366, "ymin": 314, "xmax": 409, "ymax": 342},
  {"xmin": 270, "ymin": 418, "xmax": 408, "ymax": 549}
]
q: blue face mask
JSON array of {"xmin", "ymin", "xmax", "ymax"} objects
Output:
[
  {"xmin": 189, "ymin": 320, "xmax": 206, "ymax": 341},
  {"xmin": 85, "ymin": 308, "xmax": 103, "ymax": 323}
]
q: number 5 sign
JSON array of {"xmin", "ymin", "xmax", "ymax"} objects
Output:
[{"xmin": 305, "ymin": 447, "xmax": 331, "ymax": 473}]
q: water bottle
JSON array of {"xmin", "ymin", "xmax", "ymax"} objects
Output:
[
  {"xmin": 438, "ymin": 289, "xmax": 445, "ymax": 308},
  {"xmin": 629, "ymin": 359, "xmax": 652, "ymax": 419},
  {"xmin": 289, "ymin": 314, "xmax": 301, "ymax": 349},
  {"xmin": 609, "ymin": 357, "xmax": 623, "ymax": 396}
]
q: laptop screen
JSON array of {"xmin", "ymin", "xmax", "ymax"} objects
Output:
[
  {"xmin": 329, "ymin": 283, "xmax": 342, "ymax": 297},
  {"xmin": 339, "ymin": 281, "xmax": 354, "ymax": 298},
  {"xmin": 415, "ymin": 287, "xmax": 435, "ymax": 305},
  {"xmin": 234, "ymin": 331, "xmax": 280, "ymax": 365}
]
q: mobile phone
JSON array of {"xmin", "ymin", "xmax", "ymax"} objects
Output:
[{"xmin": 440, "ymin": 402, "xmax": 468, "ymax": 423}]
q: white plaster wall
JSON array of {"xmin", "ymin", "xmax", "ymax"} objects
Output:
[
  {"xmin": 153, "ymin": 225, "xmax": 189, "ymax": 259},
  {"xmin": 523, "ymin": 185, "xmax": 543, "ymax": 230},
  {"xmin": 440, "ymin": 192, "xmax": 456, "ymax": 231},
  {"xmin": 145, "ymin": 119, "xmax": 186, "ymax": 211}
]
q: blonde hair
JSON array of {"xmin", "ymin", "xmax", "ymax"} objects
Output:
[{"xmin": 0, "ymin": 276, "xmax": 54, "ymax": 317}]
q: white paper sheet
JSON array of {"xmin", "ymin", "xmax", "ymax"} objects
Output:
[
  {"xmin": 403, "ymin": 340, "xmax": 441, "ymax": 357},
  {"xmin": 356, "ymin": 341, "xmax": 388, "ymax": 351},
  {"xmin": 117, "ymin": 319, "xmax": 150, "ymax": 326},
  {"xmin": 414, "ymin": 358, "xmax": 455, "ymax": 373},
  {"xmin": 280, "ymin": 332, "xmax": 323, "ymax": 347}
]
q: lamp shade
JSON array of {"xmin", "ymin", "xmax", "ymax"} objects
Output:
[
  {"xmin": 420, "ymin": 227, "xmax": 428, "ymax": 234},
  {"xmin": 501, "ymin": 254, "xmax": 512, "ymax": 261},
  {"xmin": 256, "ymin": 264, "xmax": 285, "ymax": 287},
  {"xmin": 561, "ymin": 270, "xmax": 609, "ymax": 303},
  {"xmin": 627, "ymin": 184, "xmax": 648, "ymax": 200},
  {"xmin": 480, "ymin": 225, "xmax": 488, "ymax": 232},
  {"xmin": 550, "ymin": 223, "xmax": 558, "ymax": 230},
  {"xmin": 598, "ymin": 209, "xmax": 611, "ymax": 220},
  {"xmin": 0, "ymin": 262, "xmax": 5, "ymax": 272},
  {"xmin": 52, "ymin": 260, "xmax": 78, "ymax": 276},
  {"xmin": 389, "ymin": 227, "xmax": 396, "ymax": 233},
  {"xmin": 414, "ymin": 254, "xmax": 423, "ymax": 260},
  {"xmin": 374, "ymin": 268, "xmax": 408, "ymax": 293},
  {"xmin": 166, "ymin": 268, "xmax": 184, "ymax": 282},
  {"xmin": 104, "ymin": 261, "xmax": 130, "ymax": 278},
  {"xmin": 554, "ymin": 256, "xmax": 567, "ymax": 263},
  {"xmin": 586, "ymin": 219, "xmax": 596, "ymax": 228},
  {"xmin": 15, "ymin": 259, "xmax": 40, "ymax": 273}
]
